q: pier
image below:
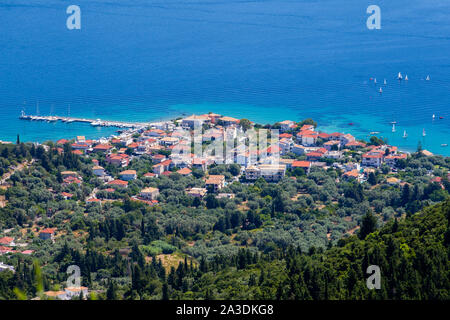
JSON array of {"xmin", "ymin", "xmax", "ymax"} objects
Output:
[{"xmin": 19, "ymin": 111, "xmax": 149, "ymax": 129}]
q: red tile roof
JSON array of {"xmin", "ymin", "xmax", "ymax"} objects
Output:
[
  {"xmin": 292, "ymin": 160, "xmax": 311, "ymax": 168},
  {"xmin": 40, "ymin": 228, "xmax": 56, "ymax": 234},
  {"xmin": 93, "ymin": 144, "xmax": 112, "ymax": 151},
  {"xmin": 144, "ymin": 172, "xmax": 156, "ymax": 177},
  {"xmin": 318, "ymin": 132, "xmax": 330, "ymax": 139},
  {"xmin": 107, "ymin": 179, "xmax": 128, "ymax": 186},
  {"xmin": 0, "ymin": 237, "xmax": 14, "ymax": 245},
  {"xmin": 177, "ymin": 168, "xmax": 192, "ymax": 175}
]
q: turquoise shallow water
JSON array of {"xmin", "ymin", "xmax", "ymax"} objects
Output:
[{"xmin": 0, "ymin": 0, "xmax": 449, "ymax": 155}]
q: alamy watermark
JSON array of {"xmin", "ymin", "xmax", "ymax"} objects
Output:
[
  {"xmin": 367, "ymin": 5, "xmax": 381, "ymax": 30},
  {"xmin": 66, "ymin": 264, "xmax": 81, "ymax": 288},
  {"xmin": 67, "ymin": 5, "xmax": 81, "ymax": 30},
  {"xmin": 366, "ymin": 265, "xmax": 381, "ymax": 289}
]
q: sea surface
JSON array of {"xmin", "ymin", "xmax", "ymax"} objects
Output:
[{"xmin": 0, "ymin": 0, "xmax": 449, "ymax": 155}]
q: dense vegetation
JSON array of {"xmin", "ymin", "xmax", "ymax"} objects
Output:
[{"xmin": 0, "ymin": 140, "xmax": 449, "ymax": 300}]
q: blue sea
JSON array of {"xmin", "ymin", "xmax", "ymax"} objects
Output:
[{"xmin": 0, "ymin": 0, "xmax": 449, "ymax": 155}]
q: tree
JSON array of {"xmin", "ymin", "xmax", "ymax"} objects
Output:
[
  {"xmin": 298, "ymin": 118, "xmax": 317, "ymax": 128},
  {"xmin": 401, "ymin": 184, "xmax": 411, "ymax": 206},
  {"xmin": 228, "ymin": 164, "xmax": 240, "ymax": 176},
  {"xmin": 239, "ymin": 119, "xmax": 252, "ymax": 131},
  {"xmin": 417, "ymin": 141, "xmax": 423, "ymax": 153},
  {"xmin": 205, "ymin": 194, "xmax": 219, "ymax": 209},
  {"xmin": 162, "ymin": 282, "xmax": 169, "ymax": 300},
  {"xmin": 368, "ymin": 172, "xmax": 377, "ymax": 185},
  {"xmin": 106, "ymin": 280, "xmax": 117, "ymax": 300},
  {"xmin": 359, "ymin": 212, "xmax": 378, "ymax": 239}
]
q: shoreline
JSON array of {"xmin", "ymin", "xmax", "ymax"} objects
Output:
[{"xmin": 12, "ymin": 111, "xmax": 446, "ymax": 158}]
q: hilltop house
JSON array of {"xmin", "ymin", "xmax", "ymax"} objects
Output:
[
  {"xmin": 92, "ymin": 166, "xmax": 105, "ymax": 177},
  {"xmin": 181, "ymin": 114, "xmax": 210, "ymax": 129},
  {"xmin": 187, "ymin": 187, "xmax": 208, "ymax": 198},
  {"xmin": 119, "ymin": 170, "xmax": 137, "ymax": 181},
  {"xmin": 205, "ymin": 175, "xmax": 225, "ymax": 192},
  {"xmin": 39, "ymin": 228, "xmax": 56, "ymax": 240},
  {"xmin": 245, "ymin": 164, "xmax": 286, "ymax": 182},
  {"xmin": 0, "ymin": 237, "xmax": 15, "ymax": 247},
  {"xmin": 140, "ymin": 187, "xmax": 159, "ymax": 200}
]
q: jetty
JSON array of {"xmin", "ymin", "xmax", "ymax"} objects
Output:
[{"xmin": 19, "ymin": 111, "xmax": 149, "ymax": 129}]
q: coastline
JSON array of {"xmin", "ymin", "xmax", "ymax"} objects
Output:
[{"xmin": 12, "ymin": 110, "xmax": 447, "ymax": 159}]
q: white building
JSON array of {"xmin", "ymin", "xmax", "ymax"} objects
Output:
[
  {"xmin": 245, "ymin": 164, "xmax": 286, "ymax": 182},
  {"xmin": 92, "ymin": 166, "xmax": 105, "ymax": 177}
]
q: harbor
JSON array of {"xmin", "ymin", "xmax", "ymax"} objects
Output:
[{"xmin": 19, "ymin": 111, "xmax": 149, "ymax": 129}]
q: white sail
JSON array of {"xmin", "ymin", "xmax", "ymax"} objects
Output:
[
  {"xmin": 398, "ymin": 72, "xmax": 403, "ymax": 80},
  {"xmin": 403, "ymin": 130, "xmax": 408, "ymax": 138}
]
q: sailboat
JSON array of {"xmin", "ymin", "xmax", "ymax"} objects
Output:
[
  {"xmin": 422, "ymin": 128, "xmax": 426, "ymax": 137},
  {"xmin": 398, "ymin": 72, "xmax": 403, "ymax": 80},
  {"xmin": 379, "ymin": 87, "xmax": 383, "ymax": 94},
  {"xmin": 403, "ymin": 130, "xmax": 408, "ymax": 138},
  {"xmin": 374, "ymin": 78, "xmax": 377, "ymax": 84},
  {"xmin": 384, "ymin": 79, "xmax": 387, "ymax": 85},
  {"xmin": 405, "ymin": 75, "xmax": 409, "ymax": 81},
  {"xmin": 433, "ymin": 114, "xmax": 436, "ymax": 120},
  {"xmin": 426, "ymin": 75, "xmax": 430, "ymax": 81},
  {"xmin": 392, "ymin": 123, "xmax": 396, "ymax": 132}
]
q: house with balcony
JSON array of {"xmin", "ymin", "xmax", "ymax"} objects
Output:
[{"xmin": 205, "ymin": 175, "xmax": 225, "ymax": 192}]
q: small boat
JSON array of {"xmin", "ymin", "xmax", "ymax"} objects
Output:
[
  {"xmin": 422, "ymin": 128, "xmax": 426, "ymax": 137},
  {"xmin": 426, "ymin": 75, "xmax": 430, "ymax": 81},
  {"xmin": 370, "ymin": 131, "xmax": 380, "ymax": 135},
  {"xmin": 392, "ymin": 124, "xmax": 396, "ymax": 132},
  {"xmin": 91, "ymin": 119, "xmax": 102, "ymax": 126},
  {"xmin": 403, "ymin": 130, "xmax": 408, "ymax": 138},
  {"xmin": 348, "ymin": 122, "xmax": 354, "ymax": 126},
  {"xmin": 405, "ymin": 75, "xmax": 409, "ymax": 81},
  {"xmin": 379, "ymin": 87, "xmax": 383, "ymax": 94},
  {"xmin": 398, "ymin": 72, "xmax": 403, "ymax": 80},
  {"xmin": 441, "ymin": 144, "xmax": 448, "ymax": 147},
  {"xmin": 440, "ymin": 116, "xmax": 444, "ymax": 119}
]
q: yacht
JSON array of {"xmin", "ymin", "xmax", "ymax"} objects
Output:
[{"xmin": 91, "ymin": 119, "xmax": 102, "ymax": 126}]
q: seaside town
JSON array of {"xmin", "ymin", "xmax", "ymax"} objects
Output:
[{"xmin": 0, "ymin": 112, "xmax": 449, "ymax": 300}]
